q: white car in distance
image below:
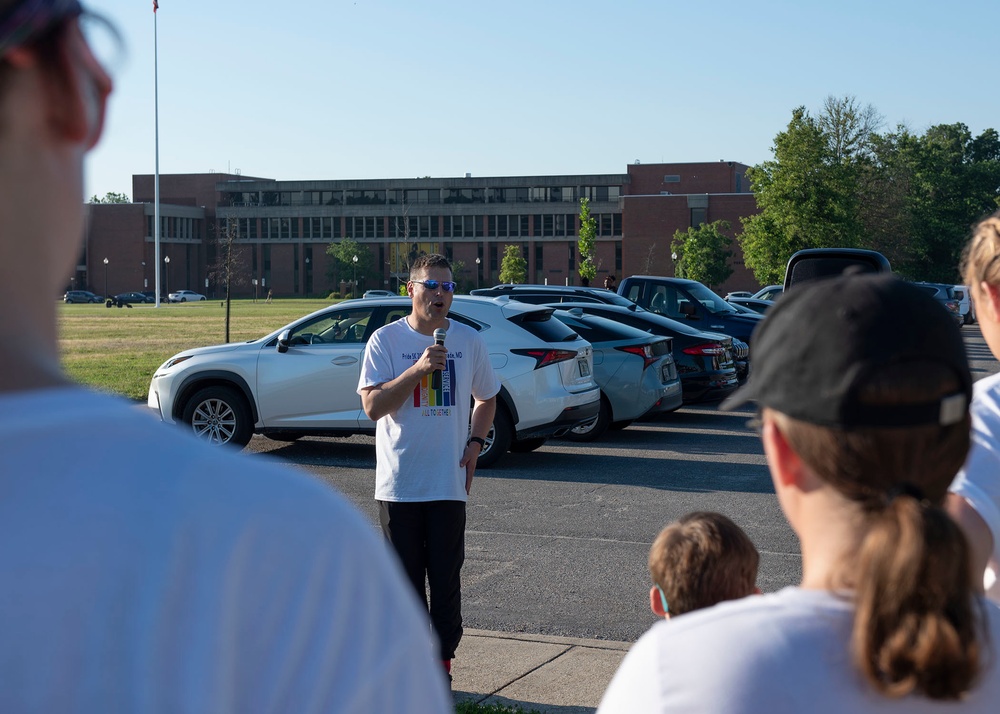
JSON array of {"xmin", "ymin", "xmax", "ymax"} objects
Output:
[{"xmin": 167, "ymin": 289, "xmax": 207, "ymax": 302}]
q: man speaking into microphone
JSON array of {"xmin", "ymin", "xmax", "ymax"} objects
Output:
[{"xmin": 358, "ymin": 254, "xmax": 499, "ymax": 683}]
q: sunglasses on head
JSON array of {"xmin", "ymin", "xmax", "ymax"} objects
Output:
[{"xmin": 412, "ymin": 280, "xmax": 456, "ymax": 292}]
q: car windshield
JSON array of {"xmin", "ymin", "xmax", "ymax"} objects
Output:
[
  {"xmin": 686, "ymin": 283, "xmax": 737, "ymax": 315},
  {"xmin": 596, "ymin": 290, "xmax": 647, "ymax": 310}
]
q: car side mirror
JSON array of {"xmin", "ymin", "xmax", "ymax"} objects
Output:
[
  {"xmin": 277, "ymin": 329, "xmax": 291, "ymax": 354},
  {"xmin": 679, "ymin": 302, "xmax": 697, "ymax": 318}
]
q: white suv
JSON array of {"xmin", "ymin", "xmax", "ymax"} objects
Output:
[
  {"xmin": 147, "ymin": 295, "xmax": 600, "ymax": 468},
  {"xmin": 954, "ymin": 285, "xmax": 975, "ymax": 325}
]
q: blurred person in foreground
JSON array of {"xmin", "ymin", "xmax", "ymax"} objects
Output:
[
  {"xmin": 598, "ymin": 273, "xmax": 1000, "ymax": 713},
  {"xmin": 948, "ymin": 209, "xmax": 1000, "ymax": 602},
  {"xmin": 358, "ymin": 253, "xmax": 500, "ymax": 683},
  {"xmin": 647, "ymin": 511, "xmax": 759, "ymax": 620},
  {"xmin": 0, "ymin": 1, "xmax": 450, "ymax": 711}
]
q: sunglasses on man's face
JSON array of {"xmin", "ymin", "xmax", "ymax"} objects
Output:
[{"xmin": 412, "ymin": 280, "xmax": 456, "ymax": 292}]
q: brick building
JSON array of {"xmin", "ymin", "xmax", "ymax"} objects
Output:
[{"xmin": 78, "ymin": 162, "xmax": 759, "ymax": 299}]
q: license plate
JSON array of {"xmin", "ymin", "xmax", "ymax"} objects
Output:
[{"xmin": 578, "ymin": 359, "xmax": 591, "ymax": 377}]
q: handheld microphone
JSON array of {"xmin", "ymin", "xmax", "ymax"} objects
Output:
[{"xmin": 432, "ymin": 328, "xmax": 447, "ymax": 389}]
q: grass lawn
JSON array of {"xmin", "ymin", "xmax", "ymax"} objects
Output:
[{"xmin": 58, "ymin": 298, "xmax": 332, "ymax": 401}]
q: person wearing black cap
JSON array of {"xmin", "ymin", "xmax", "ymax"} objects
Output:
[
  {"xmin": 0, "ymin": 2, "xmax": 450, "ymax": 710},
  {"xmin": 948, "ymin": 210, "xmax": 1000, "ymax": 603},
  {"xmin": 599, "ymin": 273, "xmax": 1000, "ymax": 713}
]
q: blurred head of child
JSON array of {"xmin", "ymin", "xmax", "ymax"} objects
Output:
[{"xmin": 648, "ymin": 511, "xmax": 760, "ymax": 619}]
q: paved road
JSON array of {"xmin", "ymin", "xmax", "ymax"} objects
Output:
[{"xmin": 245, "ymin": 325, "xmax": 997, "ymax": 644}]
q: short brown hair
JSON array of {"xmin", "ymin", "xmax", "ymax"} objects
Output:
[
  {"xmin": 648, "ymin": 511, "xmax": 759, "ymax": 617},
  {"xmin": 409, "ymin": 253, "xmax": 451, "ymax": 280}
]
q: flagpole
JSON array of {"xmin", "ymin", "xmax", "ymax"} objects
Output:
[{"xmin": 153, "ymin": 1, "xmax": 161, "ymax": 306}]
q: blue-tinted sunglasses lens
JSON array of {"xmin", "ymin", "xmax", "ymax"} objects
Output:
[{"xmin": 420, "ymin": 280, "xmax": 456, "ymax": 292}]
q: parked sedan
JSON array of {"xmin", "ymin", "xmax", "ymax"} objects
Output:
[
  {"xmin": 726, "ymin": 296, "xmax": 773, "ymax": 314},
  {"xmin": 551, "ymin": 309, "xmax": 682, "ymax": 441},
  {"xmin": 362, "ymin": 289, "xmax": 396, "ymax": 298},
  {"xmin": 752, "ymin": 285, "xmax": 783, "ymax": 302},
  {"xmin": 168, "ymin": 289, "xmax": 207, "ymax": 302},
  {"xmin": 113, "ymin": 291, "xmax": 152, "ymax": 304},
  {"xmin": 548, "ymin": 302, "xmax": 739, "ymax": 404},
  {"xmin": 63, "ymin": 290, "xmax": 102, "ymax": 303},
  {"xmin": 474, "ymin": 283, "xmax": 749, "ymax": 382},
  {"xmin": 148, "ymin": 296, "xmax": 600, "ymax": 468}
]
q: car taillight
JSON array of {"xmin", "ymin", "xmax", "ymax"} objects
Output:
[
  {"xmin": 944, "ymin": 300, "xmax": 960, "ymax": 313},
  {"xmin": 616, "ymin": 344, "xmax": 657, "ymax": 369},
  {"xmin": 682, "ymin": 343, "xmax": 726, "ymax": 356},
  {"xmin": 510, "ymin": 348, "xmax": 579, "ymax": 370}
]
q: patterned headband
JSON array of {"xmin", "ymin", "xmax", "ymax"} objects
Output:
[{"xmin": 0, "ymin": 0, "xmax": 82, "ymax": 56}]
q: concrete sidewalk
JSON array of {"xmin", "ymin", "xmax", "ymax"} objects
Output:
[{"xmin": 452, "ymin": 629, "xmax": 632, "ymax": 713}]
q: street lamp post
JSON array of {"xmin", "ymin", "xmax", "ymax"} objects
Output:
[
  {"xmin": 475, "ymin": 256, "xmax": 481, "ymax": 290},
  {"xmin": 164, "ymin": 255, "xmax": 170, "ymax": 300},
  {"xmin": 103, "ymin": 257, "xmax": 109, "ymax": 299},
  {"xmin": 352, "ymin": 254, "xmax": 358, "ymax": 297}
]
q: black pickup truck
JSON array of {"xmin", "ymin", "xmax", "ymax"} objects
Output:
[{"xmin": 618, "ymin": 275, "xmax": 763, "ymax": 345}]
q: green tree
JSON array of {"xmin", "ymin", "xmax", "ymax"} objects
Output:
[
  {"xmin": 498, "ymin": 244, "xmax": 526, "ymax": 284},
  {"xmin": 89, "ymin": 191, "xmax": 130, "ymax": 204},
  {"xmin": 885, "ymin": 123, "xmax": 1000, "ymax": 282},
  {"xmin": 326, "ymin": 237, "xmax": 374, "ymax": 297},
  {"xmin": 738, "ymin": 105, "xmax": 867, "ymax": 284},
  {"xmin": 577, "ymin": 198, "xmax": 597, "ymax": 286},
  {"xmin": 670, "ymin": 220, "xmax": 734, "ymax": 288}
]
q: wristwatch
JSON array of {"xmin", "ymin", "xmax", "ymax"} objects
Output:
[{"xmin": 468, "ymin": 436, "xmax": 486, "ymax": 449}]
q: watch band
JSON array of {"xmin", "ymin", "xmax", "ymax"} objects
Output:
[{"xmin": 468, "ymin": 436, "xmax": 486, "ymax": 448}]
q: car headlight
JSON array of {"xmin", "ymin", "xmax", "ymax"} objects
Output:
[{"xmin": 163, "ymin": 355, "xmax": 193, "ymax": 369}]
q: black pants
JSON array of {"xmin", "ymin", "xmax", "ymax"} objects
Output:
[{"xmin": 378, "ymin": 500, "xmax": 466, "ymax": 660}]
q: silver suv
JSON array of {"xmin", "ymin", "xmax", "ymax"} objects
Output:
[{"xmin": 147, "ymin": 296, "xmax": 600, "ymax": 468}]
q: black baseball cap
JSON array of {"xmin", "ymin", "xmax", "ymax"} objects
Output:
[{"xmin": 721, "ymin": 274, "xmax": 971, "ymax": 428}]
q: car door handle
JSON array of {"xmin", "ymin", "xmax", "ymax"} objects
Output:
[{"xmin": 331, "ymin": 356, "xmax": 359, "ymax": 365}]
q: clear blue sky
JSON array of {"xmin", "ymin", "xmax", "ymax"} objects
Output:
[{"xmin": 85, "ymin": 0, "xmax": 1000, "ymax": 200}]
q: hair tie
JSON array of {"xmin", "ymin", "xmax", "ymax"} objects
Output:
[{"xmin": 885, "ymin": 482, "xmax": 926, "ymax": 506}]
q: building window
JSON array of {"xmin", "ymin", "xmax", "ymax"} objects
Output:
[
  {"xmin": 404, "ymin": 189, "xmax": 441, "ymax": 205},
  {"xmin": 690, "ymin": 207, "xmax": 707, "ymax": 228},
  {"xmin": 664, "ymin": 175, "xmax": 681, "ymax": 183},
  {"xmin": 615, "ymin": 242, "xmax": 622, "ymax": 272},
  {"xmin": 443, "ymin": 188, "xmax": 484, "ymax": 204}
]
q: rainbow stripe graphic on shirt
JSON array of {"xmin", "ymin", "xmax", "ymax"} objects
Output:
[{"xmin": 413, "ymin": 358, "xmax": 456, "ymax": 414}]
